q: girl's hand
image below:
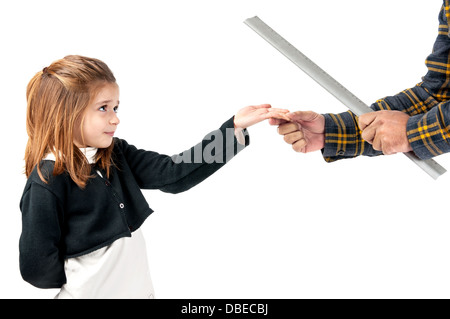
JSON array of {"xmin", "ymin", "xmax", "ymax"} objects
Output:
[{"xmin": 234, "ymin": 104, "xmax": 290, "ymax": 129}]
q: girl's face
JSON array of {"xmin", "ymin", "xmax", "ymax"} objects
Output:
[{"xmin": 75, "ymin": 82, "xmax": 120, "ymax": 148}]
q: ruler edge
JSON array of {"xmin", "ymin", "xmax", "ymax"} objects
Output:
[{"xmin": 244, "ymin": 16, "xmax": 373, "ymax": 118}]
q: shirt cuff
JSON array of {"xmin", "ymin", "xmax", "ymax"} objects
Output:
[
  {"xmin": 322, "ymin": 111, "xmax": 382, "ymax": 162},
  {"xmin": 406, "ymin": 105, "xmax": 450, "ymax": 159}
]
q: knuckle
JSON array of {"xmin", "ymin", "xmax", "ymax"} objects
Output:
[
  {"xmin": 293, "ymin": 144, "xmax": 302, "ymax": 152},
  {"xmin": 361, "ymin": 131, "xmax": 367, "ymax": 140},
  {"xmin": 277, "ymin": 124, "xmax": 287, "ymax": 135},
  {"xmin": 382, "ymin": 135, "xmax": 390, "ymax": 144},
  {"xmin": 284, "ymin": 123, "xmax": 297, "ymax": 133},
  {"xmin": 373, "ymin": 143, "xmax": 381, "ymax": 151},
  {"xmin": 293, "ymin": 139, "xmax": 306, "ymax": 152}
]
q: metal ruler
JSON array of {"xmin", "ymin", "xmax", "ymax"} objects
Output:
[{"xmin": 244, "ymin": 16, "xmax": 446, "ymax": 180}]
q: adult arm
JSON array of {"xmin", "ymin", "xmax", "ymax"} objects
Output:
[{"xmin": 323, "ymin": 4, "xmax": 450, "ymax": 161}]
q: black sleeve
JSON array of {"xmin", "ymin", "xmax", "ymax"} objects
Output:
[
  {"xmin": 19, "ymin": 182, "xmax": 66, "ymax": 289},
  {"xmin": 119, "ymin": 116, "xmax": 250, "ymax": 194}
]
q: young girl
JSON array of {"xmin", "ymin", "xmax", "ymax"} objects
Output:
[{"xmin": 19, "ymin": 55, "xmax": 289, "ymax": 299}]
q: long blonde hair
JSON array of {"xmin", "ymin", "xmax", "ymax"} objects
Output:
[{"xmin": 25, "ymin": 55, "xmax": 116, "ymax": 188}]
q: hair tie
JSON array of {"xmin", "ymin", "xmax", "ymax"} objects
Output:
[{"xmin": 42, "ymin": 67, "xmax": 48, "ymax": 74}]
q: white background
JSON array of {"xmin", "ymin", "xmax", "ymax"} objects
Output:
[{"xmin": 1, "ymin": 0, "xmax": 449, "ymax": 298}]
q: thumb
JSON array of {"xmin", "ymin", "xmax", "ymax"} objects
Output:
[
  {"xmin": 287, "ymin": 110, "xmax": 319, "ymax": 122},
  {"xmin": 358, "ymin": 112, "xmax": 377, "ymax": 131}
]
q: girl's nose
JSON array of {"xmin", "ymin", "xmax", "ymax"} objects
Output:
[{"xmin": 110, "ymin": 112, "xmax": 120, "ymax": 125}]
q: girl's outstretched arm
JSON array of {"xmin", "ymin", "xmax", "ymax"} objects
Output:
[{"xmin": 118, "ymin": 104, "xmax": 289, "ymax": 194}]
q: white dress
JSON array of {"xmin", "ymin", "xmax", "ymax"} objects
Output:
[
  {"xmin": 55, "ymin": 228, "xmax": 155, "ymax": 299},
  {"xmin": 47, "ymin": 148, "xmax": 155, "ymax": 299}
]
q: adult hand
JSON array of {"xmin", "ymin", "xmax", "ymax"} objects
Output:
[
  {"xmin": 359, "ymin": 110, "xmax": 412, "ymax": 155},
  {"xmin": 270, "ymin": 110, "xmax": 325, "ymax": 153},
  {"xmin": 234, "ymin": 104, "xmax": 290, "ymax": 129}
]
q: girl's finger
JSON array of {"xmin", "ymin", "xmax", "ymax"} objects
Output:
[
  {"xmin": 264, "ymin": 111, "xmax": 291, "ymax": 121},
  {"xmin": 252, "ymin": 104, "xmax": 272, "ymax": 109},
  {"xmin": 267, "ymin": 108, "xmax": 290, "ymax": 113}
]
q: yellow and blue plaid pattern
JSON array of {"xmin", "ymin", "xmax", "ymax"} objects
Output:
[{"xmin": 323, "ymin": 2, "xmax": 450, "ymax": 161}]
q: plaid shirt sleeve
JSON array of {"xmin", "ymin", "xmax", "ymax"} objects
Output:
[{"xmin": 323, "ymin": 2, "xmax": 450, "ymax": 162}]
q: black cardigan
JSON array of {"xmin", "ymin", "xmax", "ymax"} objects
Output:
[{"xmin": 19, "ymin": 116, "xmax": 249, "ymax": 289}]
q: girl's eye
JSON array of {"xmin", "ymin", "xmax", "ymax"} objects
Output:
[
  {"xmin": 99, "ymin": 106, "xmax": 107, "ymax": 112},
  {"xmin": 113, "ymin": 106, "xmax": 119, "ymax": 113}
]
